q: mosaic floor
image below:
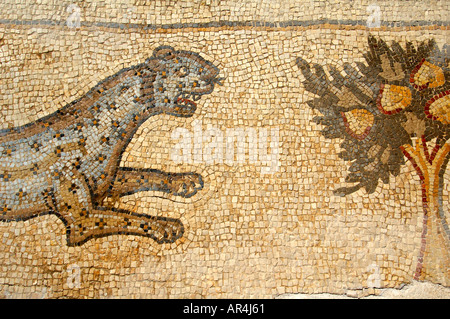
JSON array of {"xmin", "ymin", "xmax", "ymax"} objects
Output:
[{"xmin": 0, "ymin": 0, "xmax": 448, "ymax": 298}]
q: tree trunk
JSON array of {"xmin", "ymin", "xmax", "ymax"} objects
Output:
[{"xmin": 401, "ymin": 138, "xmax": 450, "ymax": 286}]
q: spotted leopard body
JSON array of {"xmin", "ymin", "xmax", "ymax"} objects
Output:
[{"xmin": 0, "ymin": 46, "xmax": 221, "ymax": 245}]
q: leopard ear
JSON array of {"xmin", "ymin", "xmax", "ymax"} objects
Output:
[{"xmin": 152, "ymin": 46, "xmax": 176, "ymax": 60}]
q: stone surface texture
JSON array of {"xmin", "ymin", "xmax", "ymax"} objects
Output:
[{"xmin": 0, "ymin": 0, "xmax": 448, "ymax": 299}]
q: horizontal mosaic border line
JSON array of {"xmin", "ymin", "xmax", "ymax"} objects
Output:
[{"xmin": 0, "ymin": 18, "xmax": 449, "ymax": 30}]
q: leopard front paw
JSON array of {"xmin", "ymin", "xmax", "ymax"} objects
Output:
[
  {"xmin": 151, "ymin": 217, "xmax": 184, "ymax": 244},
  {"xmin": 170, "ymin": 173, "xmax": 203, "ymax": 198}
]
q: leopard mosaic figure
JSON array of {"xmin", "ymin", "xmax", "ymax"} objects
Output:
[{"xmin": 0, "ymin": 46, "xmax": 222, "ymax": 246}]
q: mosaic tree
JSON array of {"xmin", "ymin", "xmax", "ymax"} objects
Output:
[{"xmin": 296, "ymin": 36, "xmax": 449, "ymax": 285}]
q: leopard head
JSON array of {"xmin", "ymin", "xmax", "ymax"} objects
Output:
[{"xmin": 141, "ymin": 46, "xmax": 222, "ymax": 117}]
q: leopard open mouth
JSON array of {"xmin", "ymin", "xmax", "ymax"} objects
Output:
[
  {"xmin": 179, "ymin": 92, "xmax": 203, "ymax": 102},
  {"xmin": 172, "ymin": 96, "xmax": 197, "ymax": 116},
  {"xmin": 169, "ymin": 77, "xmax": 222, "ymax": 116},
  {"xmin": 176, "ymin": 96, "xmax": 197, "ymax": 107}
]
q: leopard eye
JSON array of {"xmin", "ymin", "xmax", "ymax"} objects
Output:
[{"xmin": 118, "ymin": 85, "xmax": 131, "ymax": 96}]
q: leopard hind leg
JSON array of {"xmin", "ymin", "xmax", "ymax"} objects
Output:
[{"xmin": 55, "ymin": 169, "xmax": 184, "ymax": 246}]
